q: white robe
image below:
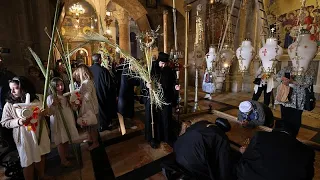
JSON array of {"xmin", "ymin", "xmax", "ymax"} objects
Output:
[
  {"xmin": 1, "ymin": 95, "xmax": 50, "ymax": 168},
  {"xmin": 253, "ymin": 66, "xmax": 277, "ymax": 94},
  {"xmin": 47, "ymin": 95, "xmax": 79, "ymax": 145}
]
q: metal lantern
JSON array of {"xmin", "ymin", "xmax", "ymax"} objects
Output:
[
  {"xmin": 220, "ymin": 44, "xmax": 235, "ymax": 73},
  {"xmin": 236, "ymin": 40, "xmax": 255, "ymax": 72}
]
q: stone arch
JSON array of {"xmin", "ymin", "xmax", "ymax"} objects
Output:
[
  {"xmin": 75, "ymin": 47, "xmax": 90, "ymax": 64},
  {"xmin": 111, "ymin": 0, "xmax": 151, "ymax": 32},
  {"xmin": 76, "ymin": 48, "xmax": 89, "ymax": 56}
]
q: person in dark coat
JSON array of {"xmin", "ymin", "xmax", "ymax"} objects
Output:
[
  {"xmin": 238, "ymin": 100, "xmax": 274, "ymax": 128},
  {"xmin": 90, "ymin": 54, "xmax": 117, "ymax": 132},
  {"xmin": 0, "ymin": 60, "xmax": 16, "ymax": 149},
  {"xmin": 143, "ymin": 52, "xmax": 180, "ymax": 148},
  {"xmin": 118, "ymin": 64, "xmax": 139, "ymax": 129},
  {"xmin": 237, "ymin": 124, "xmax": 315, "ymax": 180},
  {"xmin": 115, "ymin": 58, "xmax": 125, "ymax": 96},
  {"xmin": 164, "ymin": 119, "xmax": 232, "ymax": 180}
]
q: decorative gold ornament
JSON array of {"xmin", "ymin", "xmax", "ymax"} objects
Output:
[
  {"xmin": 83, "ymin": 26, "xmax": 92, "ymax": 34},
  {"xmin": 61, "ymin": 27, "xmax": 66, "ymax": 36}
]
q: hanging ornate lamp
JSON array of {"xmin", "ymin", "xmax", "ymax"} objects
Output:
[
  {"xmin": 287, "ymin": 0, "xmax": 318, "ymax": 75},
  {"xmin": 288, "ymin": 29, "xmax": 317, "ymax": 75},
  {"xmin": 258, "ymin": 28, "xmax": 283, "ymax": 77},
  {"xmin": 220, "ymin": 44, "xmax": 234, "ymax": 73},
  {"xmin": 206, "ymin": 46, "xmax": 218, "ymax": 72},
  {"xmin": 236, "ymin": 39, "xmax": 255, "ymax": 73}
]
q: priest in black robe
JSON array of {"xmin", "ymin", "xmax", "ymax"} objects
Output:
[
  {"xmin": 118, "ymin": 64, "xmax": 140, "ymax": 128},
  {"xmin": 90, "ymin": 54, "xmax": 117, "ymax": 131},
  {"xmin": 143, "ymin": 52, "xmax": 180, "ymax": 148},
  {"xmin": 237, "ymin": 124, "xmax": 315, "ymax": 180},
  {"xmin": 169, "ymin": 119, "xmax": 232, "ymax": 180}
]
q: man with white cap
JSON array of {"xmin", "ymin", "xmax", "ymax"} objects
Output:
[{"xmin": 238, "ymin": 100, "xmax": 274, "ymax": 128}]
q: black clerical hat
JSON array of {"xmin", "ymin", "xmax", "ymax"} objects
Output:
[
  {"xmin": 158, "ymin": 52, "xmax": 170, "ymax": 62},
  {"xmin": 215, "ymin": 118, "xmax": 231, "ymax": 132}
]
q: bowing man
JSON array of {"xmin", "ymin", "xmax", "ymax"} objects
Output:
[
  {"xmin": 172, "ymin": 119, "xmax": 232, "ymax": 180},
  {"xmin": 237, "ymin": 123, "xmax": 315, "ymax": 180}
]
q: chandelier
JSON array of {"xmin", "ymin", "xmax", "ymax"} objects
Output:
[{"xmin": 69, "ymin": 3, "xmax": 85, "ymax": 16}]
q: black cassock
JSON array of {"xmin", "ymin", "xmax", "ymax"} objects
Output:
[
  {"xmin": 118, "ymin": 66, "xmax": 140, "ymax": 118},
  {"xmin": 90, "ymin": 63, "xmax": 117, "ymax": 129},
  {"xmin": 237, "ymin": 131, "xmax": 315, "ymax": 180},
  {"xmin": 141, "ymin": 61, "xmax": 176, "ymax": 143},
  {"xmin": 115, "ymin": 64, "xmax": 125, "ymax": 96},
  {"xmin": 174, "ymin": 121, "xmax": 232, "ymax": 180}
]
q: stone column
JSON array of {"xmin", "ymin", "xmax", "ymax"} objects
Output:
[
  {"xmin": 184, "ymin": 5, "xmax": 192, "ymax": 113},
  {"xmin": 114, "ymin": 9, "xmax": 130, "ymax": 53},
  {"xmin": 163, "ymin": 10, "xmax": 168, "ymax": 53},
  {"xmin": 109, "ymin": 21, "xmax": 117, "ymax": 41}
]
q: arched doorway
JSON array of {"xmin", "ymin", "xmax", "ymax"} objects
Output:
[{"xmin": 75, "ymin": 48, "xmax": 89, "ymax": 65}]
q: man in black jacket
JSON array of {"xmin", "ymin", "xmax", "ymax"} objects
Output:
[
  {"xmin": 90, "ymin": 54, "xmax": 117, "ymax": 131},
  {"xmin": 237, "ymin": 124, "xmax": 315, "ymax": 180}
]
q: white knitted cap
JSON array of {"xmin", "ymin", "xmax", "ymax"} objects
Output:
[{"xmin": 239, "ymin": 101, "xmax": 253, "ymax": 113}]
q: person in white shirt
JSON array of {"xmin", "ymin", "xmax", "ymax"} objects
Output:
[{"xmin": 252, "ymin": 66, "xmax": 276, "ymax": 106}]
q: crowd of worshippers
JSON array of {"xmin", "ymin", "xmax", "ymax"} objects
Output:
[
  {"xmin": 0, "ymin": 51, "xmax": 180, "ymax": 179},
  {"xmin": 0, "ymin": 50, "xmax": 317, "ymax": 180},
  {"xmin": 160, "ymin": 63, "xmax": 317, "ymax": 180}
]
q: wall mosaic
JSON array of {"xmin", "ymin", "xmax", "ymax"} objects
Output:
[{"xmin": 272, "ymin": 5, "xmax": 320, "ymax": 49}]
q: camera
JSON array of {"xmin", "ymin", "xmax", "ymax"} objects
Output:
[{"xmin": 0, "ymin": 47, "xmax": 10, "ymax": 54}]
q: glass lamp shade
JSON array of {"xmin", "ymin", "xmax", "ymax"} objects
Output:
[
  {"xmin": 288, "ymin": 29, "xmax": 318, "ymax": 75},
  {"xmin": 205, "ymin": 46, "xmax": 217, "ymax": 72},
  {"xmin": 236, "ymin": 40, "xmax": 255, "ymax": 72},
  {"xmin": 258, "ymin": 37, "xmax": 283, "ymax": 75},
  {"xmin": 220, "ymin": 44, "xmax": 235, "ymax": 68}
]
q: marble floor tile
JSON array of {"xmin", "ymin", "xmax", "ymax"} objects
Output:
[
  {"xmin": 106, "ymin": 135, "xmax": 170, "ymax": 177},
  {"xmin": 146, "ymin": 172, "xmax": 167, "ymax": 180},
  {"xmin": 55, "ymin": 143, "xmax": 95, "ymax": 180},
  {"xmin": 223, "ymin": 109, "xmax": 239, "ymax": 117},
  {"xmin": 296, "ymin": 128, "xmax": 318, "ymax": 141}
]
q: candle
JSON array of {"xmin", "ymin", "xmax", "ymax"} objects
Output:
[
  {"xmin": 25, "ymin": 93, "xmax": 30, "ymax": 104},
  {"xmin": 173, "ymin": 0, "xmax": 175, "ymax": 9}
]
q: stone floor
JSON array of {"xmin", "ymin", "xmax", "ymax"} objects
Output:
[{"xmin": 0, "ymin": 88, "xmax": 319, "ymax": 180}]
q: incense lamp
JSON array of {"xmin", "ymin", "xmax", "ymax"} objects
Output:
[
  {"xmin": 206, "ymin": 46, "xmax": 217, "ymax": 73},
  {"xmin": 288, "ymin": 29, "xmax": 318, "ymax": 75},
  {"xmin": 220, "ymin": 44, "xmax": 234, "ymax": 73},
  {"xmin": 236, "ymin": 40, "xmax": 255, "ymax": 73},
  {"xmin": 258, "ymin": 29, "xmax": 283, "ymax": 78}
]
